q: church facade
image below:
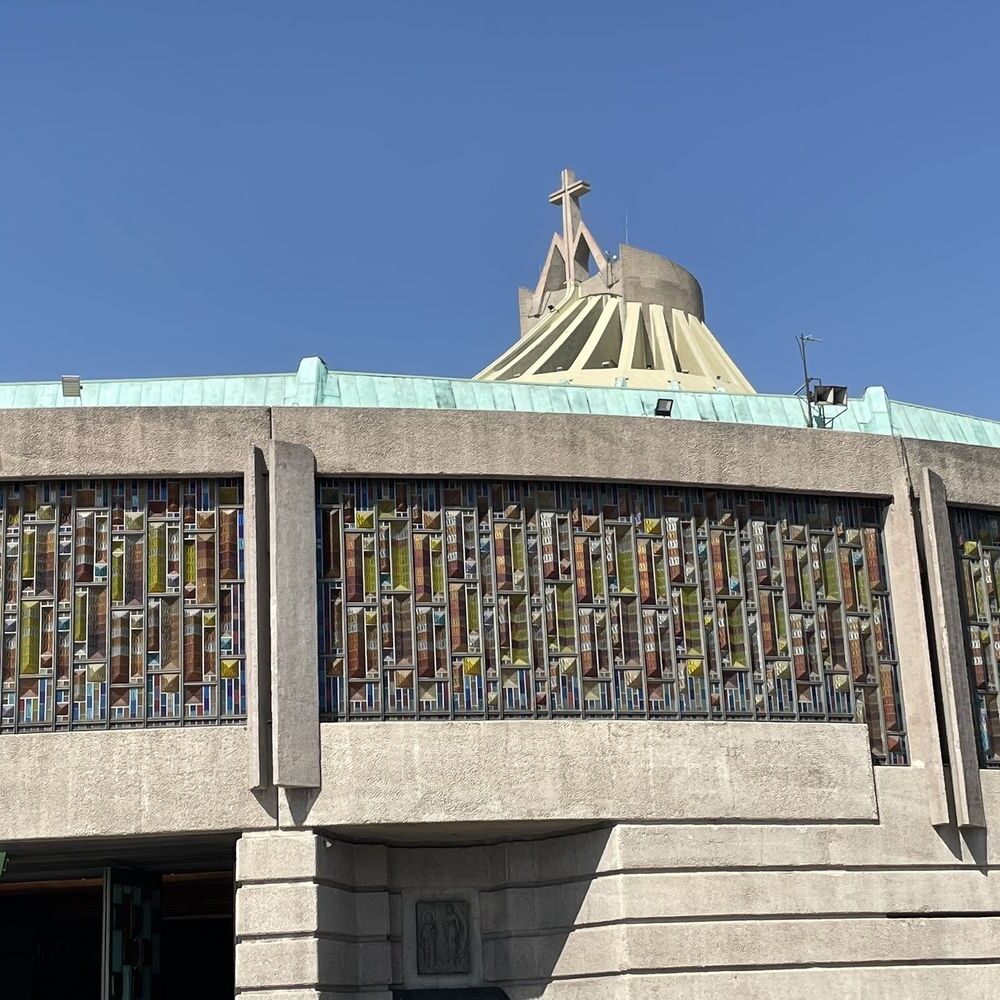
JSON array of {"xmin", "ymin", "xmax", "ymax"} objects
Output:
[{"xmin": 0, "ymin": 173, "xmax": 998, "ymax": 998}]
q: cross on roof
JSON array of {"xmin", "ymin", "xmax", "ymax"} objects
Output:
[{"xmin": 548, "ymin": 168, "xmax": 591, "ymax": 285}]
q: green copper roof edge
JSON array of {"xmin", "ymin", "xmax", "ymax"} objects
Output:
[{"xmin": 0, "ymin": 356, "xmax": 997, "ymax": 450}]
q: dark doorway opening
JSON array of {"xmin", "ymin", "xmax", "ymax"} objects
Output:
[
  {"xmin": 0, "ymin": 881, "xmax": 103, "ymax": 1000},
  {"xmin": 161, "ymin": 873, "xmax": 234, "ymax": 997},
  {"xmin": 0, "ymin": 870, "xmax": 234, "ymax": 1000}
]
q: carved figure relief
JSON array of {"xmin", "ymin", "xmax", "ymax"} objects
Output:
[{"xmin": 415, "ymin": 900, "xmax": 471, "ymax": 975}]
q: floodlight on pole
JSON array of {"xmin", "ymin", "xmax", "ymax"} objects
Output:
[{"xmin": 810, "ymin": 385, "xmax": 848, "ymax": 407}]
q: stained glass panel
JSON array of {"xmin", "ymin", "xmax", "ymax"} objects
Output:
[
  {"xmin": 317, "ymin": 479, "xmax": 907, "ymax": 765},
  {"xmin": 951, "ymin": 506, "xmax": 1000, "ymax": 767},
  {"xmin": 0, "ymin": 478, "xmax": 245, "ymax": 732}
]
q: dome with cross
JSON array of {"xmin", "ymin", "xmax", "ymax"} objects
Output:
[{"xmin": 475, "ymin": 169, "xmax": 754, "ymax": 394}]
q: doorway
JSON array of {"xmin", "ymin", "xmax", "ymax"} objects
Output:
[
  {"xmin": 0, "ymin": 880, "xmax": 103, "ymax": 999},
  {"xmin": 0, "ymin": 869, "xmax": 234, "ymax": 999}
]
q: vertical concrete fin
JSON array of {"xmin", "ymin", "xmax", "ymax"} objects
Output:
[
  {"xmin": 649, "ymin": 304, "xmax": 680, "ymax": 378},
  {"xmin": 572, "ymin": 297, "xmax": 620, "ymax": 372},
  {"xmin": 245, "ymin": 445, "xmax": 273, "ymax": 790},
  {"xmin": 887, "ymin": 470, "xmax": 950, "ymax": 827},
  {"xmin": 920, "ymin": 467, "xmax": 986, "ymax": 828},
  {"xmin": 268, "ymin": 440, "xmax": 321, "ymax": 789}
]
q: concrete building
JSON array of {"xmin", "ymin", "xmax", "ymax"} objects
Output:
[{"xmin": 0, "ymin": 171, "xmax": 999, "ymax": 999}]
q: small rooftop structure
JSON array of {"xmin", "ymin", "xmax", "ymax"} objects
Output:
[{"xmin": 474, "ymin": 169, "xmax": 754, "ymax": 393}]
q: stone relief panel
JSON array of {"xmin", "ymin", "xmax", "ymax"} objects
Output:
[{"xmin": 416, "ymin": 899, "xmax": 471, "ymax": 976}]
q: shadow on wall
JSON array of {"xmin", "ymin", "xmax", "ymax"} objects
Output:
[{"xmin": 387, "ymin": 826, "xmax": 614, "ymax": 998}]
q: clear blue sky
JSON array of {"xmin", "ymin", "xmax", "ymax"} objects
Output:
[{"xmin": 2, "ymin": 2, "xmax": 997, "ymax": 414}]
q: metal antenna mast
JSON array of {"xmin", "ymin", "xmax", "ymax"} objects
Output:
[{"xmin": 797, "ymin": 334, "xmax": 821, "ymax": 427}]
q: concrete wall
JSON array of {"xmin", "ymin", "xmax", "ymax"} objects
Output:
[
  {"xmin": 0, "ymin": 727, "xmax": 276, "ymax": 841},
  {"xmin": 235, "ymin": 769, "xmax": 1000, "ymax": 999},
  {"xmin": 308, "ymin": 720, "xmax": 877, "ymax": 829},
  {"xmin": 1, "ymin": 405, "xmax": 1000, "ymax": 996},
  {"xmin": 618, "ymin": 244, "xmax": 705, "ymax": 321}
]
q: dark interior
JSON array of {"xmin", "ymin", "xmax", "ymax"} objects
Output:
[
  {"xmin": 0, "ymin": 872, "xmax": 233, "ymax": 999},
  {"xmin": 0, "ymin": 883, "xmax": 103, "ymax": 1000}
]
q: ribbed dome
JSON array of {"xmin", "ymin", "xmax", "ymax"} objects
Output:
[{"xmin": 475, "ymin": 169, "xmax": 754, "ymax": 394}]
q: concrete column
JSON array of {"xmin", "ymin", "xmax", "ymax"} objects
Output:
[
  {"xmin": 883, "ymin": 470, "xmax": 949, "ymax": 826},
  {"xmin": 919, "ymin": 468, "xmax": 986, "ymax": 828},
  {"xmin": 268, "ymin": 440, "xmax": 320, "ymax": 789},
  {"xmin": 235, "ymin": 831, "xmax": 392, "ymax": 999},
  {"xmin": 245, "ymin": 445, "xmax": 272, "ymax": 790}
]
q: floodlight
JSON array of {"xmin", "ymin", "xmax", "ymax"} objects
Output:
[
  {"xmin": 60, "ymin": 375, "xmax": 82, "ymax": 398},
  {"xmin": 654, "ymin": 398, "xmax": 673, "ymax": 417},
  {"xmin": 810, "ymin": 384, "xmax": 848, "ymax": 406}
]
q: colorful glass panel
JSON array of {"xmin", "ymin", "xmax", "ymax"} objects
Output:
[
  {"xmin": 0, "ymin": 478, "xmax": 245, "ymax": 731},
  {"xmin": 317, "ymin": 479, "xmax": 907, "ymax": 765},
  {"xmin": 951, "ymin": 506, "xmax": 1000, "ymax": 767}
]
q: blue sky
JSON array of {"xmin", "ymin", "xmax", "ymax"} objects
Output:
[{"xmin": 1, "ymin": 2, "xmax": 997, "ymax": 414}]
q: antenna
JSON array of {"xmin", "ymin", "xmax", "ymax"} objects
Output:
[
  {"xmin": 794, "ymin": 334, "xmax": 848, "ymax": 429},
  {"xmin": 624, "ymin": 208, "xmax": 629, "ymax": 246}
]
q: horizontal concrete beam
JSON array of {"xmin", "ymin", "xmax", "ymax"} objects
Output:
[
  {"xmin": 503, "ymin": 966, "xmax": 1000, "ymax": 1000},
  {"xmin": 0, "ymin": 406, "xmax": 270, "ymax": 478},
  {"xmin": 485, "ymin": 914, "xmax": 1000, "ymax": 981},
  {"xmin": 304, "ymin": 720, "xmax": 877, "ymax": 829},
  {"xmin": 271, "ymin": 407, "xmax": 904, "ymax": 497},
  {"xmin": 0, "ymin": 728, "xmax": 276, "ymax": 841},
  {"xmin": 479, "ymin": 868, "xmax": 1000, "ymax": 932}
]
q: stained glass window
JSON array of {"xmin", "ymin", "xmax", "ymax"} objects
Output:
[
  {"xmin": 0, "ymin": 478, "xmax": 245, "ymax": 732},
  {"xmin": 951, "ymin": 507, "xmax": 1000, "ymax": 767},
  {"xmin": 316, "ymin": 479, "xmax": 907, "ymax": 765}
]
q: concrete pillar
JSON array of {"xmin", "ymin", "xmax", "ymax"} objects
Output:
[
  {"xmin": 919, "ymin": 467, "xmax": 986, "ymax": 828},
  {"xmin": 245, "ymin": 445, "xmax": 272, "ymax": 790},
  {"xmin": 235, "ymin": 831, "xmax": 392, "ymax": 999},
  {"xmin": 883, "ymin": 469, "xmax": 949, "ymax": 826},
  {"xmin": 268, "ymin": 441, "xmax": 320, "ymax": 789}
]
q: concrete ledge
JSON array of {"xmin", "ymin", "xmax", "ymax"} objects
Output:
[
  {"xmin": 271, "ymin": 407, "xmax": 902, "ymax": 497},
  {"xmin": 502, "ymin": 965, "xmax": 1000, "ymax": 1000},
  {"xmin": 906, "ymin": 436, "xmax": 1000, "ymax": 508},
  {"xmin": 237, "ymin": 831, "xmax": 388, "ymax": 887},
  {"xmin": 479, "ymin": 868, "xmax": 1000, "ymax": 931},
  {"xmin": 0, "ymin": 406, "xmax": 270, "ymax": 478},
  {"xmin": 0, "ymin": 727, "xmax": 276, "ymax": 841},
  {"xmin": 485, "ymin": 915, "xmax": 1000, "ymax": 981},
  {"xmin": 307, "ymin": 720, "xmax": 877, "ymax": 829}
]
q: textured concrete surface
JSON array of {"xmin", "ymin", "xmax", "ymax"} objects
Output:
[
  {"xmin": 268, "ymin": 440, "xmax": 320, "ymax": 788},
  {"xmin": 0, "ymin": 406, "xmax": 270, "ymax": 477},
  {"xmin": 304, "ymin": 720, "xmax": 876, "ymax": 829},
  {"xmin": 881, "ymin": 472, "xmax": 950, "ymax": 825},
  {"xmin": 619, "ymin": 243, "xmax": 705, "ymax": 320},
  {"xmin": 906, "ymin": 436, "xmax": 1000, "ymax": 506},
  {"xmin": 236, "ymin": 831, "xmax": 392, "ymax": 996},
  {"xmin": 232, "ymin": 773, "xmax": 1000, "ymax": 998},
  {"xmin": 921, "ymin": 467, "xmax": 986, "ymax": 826},
  {"xmin": 271, "ymin": 406, "xmax": 903, "ymax": 497},
  {"xmin": 0, "ymin": 727, "xmax": 275, "ymax": 841},
  {"xmin": 245, "ymin": 444, "xmax": 272, "ymax": 790},
  {"xmin": 2, "ymin": 406, "xmax": 1000, "ymax": 999}
]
